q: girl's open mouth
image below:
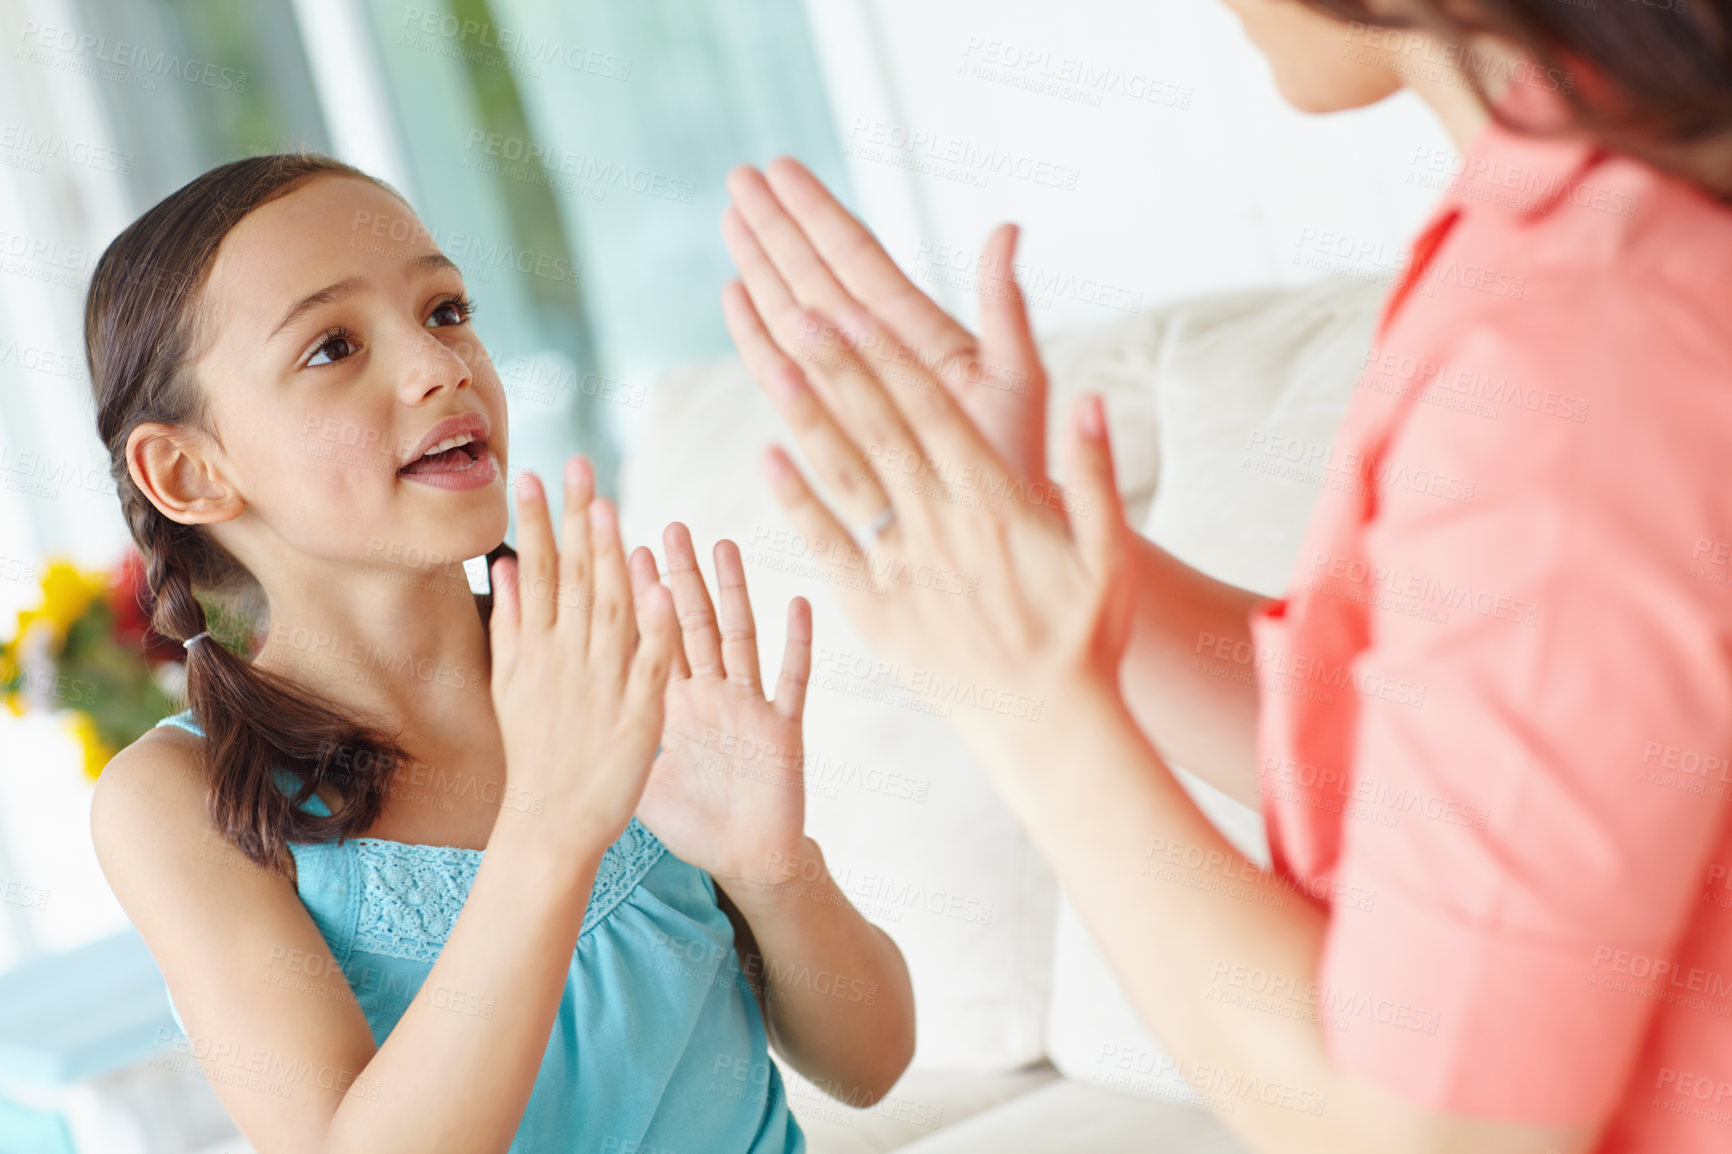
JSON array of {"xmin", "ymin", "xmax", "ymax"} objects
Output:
[
  {"xmin": 400, "ymin": 434, "xmax": 483, "ymax": 475},
  {"xmin": 398, "ymin": 433, "xmax": 498, "ymax": 490}
]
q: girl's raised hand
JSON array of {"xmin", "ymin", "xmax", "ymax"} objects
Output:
[
  {"xmin": 488, "ymin": 457, "xmax": 680, "ymax": 859},
  {"xmin": 627, "ymin": 524, "xmax": 813, "ymax": 892}
]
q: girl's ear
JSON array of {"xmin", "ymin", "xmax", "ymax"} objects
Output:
[{"xmin": 126, "ymin": 421, "xmax": 245, "ymax": 526}]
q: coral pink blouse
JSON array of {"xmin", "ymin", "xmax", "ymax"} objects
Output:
[{"xmin": 1250, "ymin": 104, "xmax": 1732, "ymax": 1150}]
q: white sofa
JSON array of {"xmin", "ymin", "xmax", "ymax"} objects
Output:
[{"xmin": 618, "ymin": 274, "xmax": 1386, "ymax": 1152}]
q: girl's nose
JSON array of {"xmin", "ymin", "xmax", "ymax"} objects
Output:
[{"xmin": 399, "ymin": 326, "xmax": 472, "ymax": 404}]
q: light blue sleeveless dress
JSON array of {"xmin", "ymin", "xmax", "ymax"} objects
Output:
[{"xmin": 155, "ymin": 709, "xmax": 804, "ymax": 1153}]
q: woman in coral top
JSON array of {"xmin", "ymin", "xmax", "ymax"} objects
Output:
[{"xmin": 715, "ymin": 1, "xmax": 1732, "ymax": 1151}]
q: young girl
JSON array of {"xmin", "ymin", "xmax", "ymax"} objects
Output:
[{"xmin": 85, "ymin": 153, "xmax": 914, "ymax": 1154}]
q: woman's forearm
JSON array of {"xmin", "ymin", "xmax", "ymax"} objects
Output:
[
  {"xmin": 720, "ymin": 837, "xmax": 916, "ymax": 1107},
  {"xmin": 978, "ymin": 680, "xmax": 1593, "ymax": 1154},
  {"xmin": 321, "ymin": 816, "xmax": 603, "ymax": 1154},
  {"xmin": 1117, "ymin": 534, "xmax": 1271, "ymax": 808}
]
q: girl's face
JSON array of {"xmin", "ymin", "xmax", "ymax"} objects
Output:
[
  {"xmin": 1219, "ymin": 0, "xmax": 1406, "ymax": 112},
  {"xmin": 190, "ymin": 175, "xmax": 509, "ymax": 583}
]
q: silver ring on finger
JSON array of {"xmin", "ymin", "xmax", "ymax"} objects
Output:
[{"xmin": 856, "ymin": 504, "xmax": 896, "ymax": 550}]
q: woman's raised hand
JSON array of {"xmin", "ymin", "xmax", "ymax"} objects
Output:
[
  {"xmin": 487, "ymin": 456, "xmax": 679, "ymax": 858},
  {"xmin": 723, "ymin": 158, "xmax": 1050, "ymax": 483},
  {"xmin": 720, "ymin": 162, "xmax": 1136, "ymax": 763}
]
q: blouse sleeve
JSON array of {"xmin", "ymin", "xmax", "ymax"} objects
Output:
[{"xmin": 1314, "ymin": 304, "xmax": 1732, "ymax": 1124}]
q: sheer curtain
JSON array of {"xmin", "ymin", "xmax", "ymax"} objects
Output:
[{"xmin": 359, "ymin": 0, "xmax": 851, "ymax": 482}]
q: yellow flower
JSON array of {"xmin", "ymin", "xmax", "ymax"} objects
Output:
[
  {"xmin": 36, "ymin": 559, "xmax": 108, "ymax": 634},
  {"xmin": 59, "ymin": 709, "xmax": 115, "ymax": 781},
  {"xmin": 5, "ymin": 559, "xmax": 108, "ymax": 655}
]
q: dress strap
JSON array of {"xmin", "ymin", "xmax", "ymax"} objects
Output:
[{"xmin": 154, "ymin": 709, "xmax": 205, "ymax": 738}]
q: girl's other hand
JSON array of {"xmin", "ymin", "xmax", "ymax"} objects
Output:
[
  {"xmin": 487, "ymin": 457, "xmax": 679, "ymax": 860},
  {"xmin": 627, "ymin": 524, "xmax": 813, "ymax": 892}
]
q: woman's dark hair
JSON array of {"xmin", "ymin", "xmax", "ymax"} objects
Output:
[
  {"xmin": 85, "ymin": 153, "xmax": 510, "ymax": 873},
  {"xmin": 1302, "ymin": 0, "xmax": 1732, "ymax": 197}
]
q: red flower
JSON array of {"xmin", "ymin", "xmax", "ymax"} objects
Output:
[{"xmin": 107, "ymin": 549, "xmax": 179, "ymax": 667}]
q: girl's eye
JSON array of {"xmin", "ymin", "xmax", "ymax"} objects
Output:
[
  {"xmin": 306, "ymin": 328, "xmax": 359, "ymax": 368},
  {"xmin": 428, "ymin": 294, "xmax": 477, "ymax": 329}
]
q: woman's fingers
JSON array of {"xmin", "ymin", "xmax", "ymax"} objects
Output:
[
  {"xmin": 725, "ymin": 203, "xmax": 912, "ymax": 452},
  {"xmin": 629, "ymin": 546, "xmax": 688, "ymax": 679},
  {"xmin": 726, "ymin": 206, "xmax": 923, "ymax": 469},
  {"xmin": 487, "ymin": 555, "xmax": 521, "ymax": 693},
  {"xmin": 967, "ymin": 222, "xmax": 1052, "ymax": 482},
  {"xmin": 772, "ymin": 596, "xmax": 813, "ymax": 723},
  {"xmin": 725, "ymin": 205, "xmax": 883, "ymax": 430},
  {"xmin": 586, "ymin": 498, "xmax": 637, "ymax": 673},
  {"xmin": 1064, "ymin": 394, "xmax": 1128, "ymax": 575},
  {"xmin": 820, "ymin": 303, "xmax": 1001, "ymax": 490},
  {"xmin": 725, "ymin": 165, "xmax": 861, "ymax": 324},
  {"xmin": 976, "ymin": 224, "xmax": 1038, "ymax": 376},
  {"xmin": 721, "ymin": 282, "xmax": 894, "ymax": 528},
  {"xmin": 761, "ymin": 445, "xmax": 870, "ymax": 578},
  {"xmin": 556, "ymin": 456, "xmax": 596, "ymax": 652},
  {"xmin": 722, "ymin": 205, "xmax": 805, "ymax": 344},
  {"xmin": 975, "ymin": 224, "xmax": 1048, "ymax": 393},
  {"xmin": 513, "ymin": 472, "xmax": 559, "ymax": 633},
  {"xmin": 662, "ymin": 522, "xmax": 724, "ymax": 680},
  {"xmin": 712, "ymin": 540, "xmax": 762, "ymax": 694},
  {"xmin": 759, "ymin": 157, "xmax": 976, "ymax": 372}
]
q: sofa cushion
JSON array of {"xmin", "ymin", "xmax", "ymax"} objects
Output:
[
  {"xmin": 779, "ymin": 1060, "xmax": 1060, "ymax": 1154},
  {"xmin": 1043, "ymin": 276, "xmax": 1384, "ymax": 1096},
  {"xmin": 891, "ymin": 1077, "xmax": 1253, "ymax": 1153}
]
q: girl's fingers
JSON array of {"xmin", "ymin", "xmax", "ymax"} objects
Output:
[
  {"xmin": 556, "ymin": 456, "xmax": 595, "ymax": 652},
  {"xmin": 624, "ymin": 581, "xmax": 678, "ymax": 741},
  {"xmin": 712, "ymin": 540, "xmax": 762, "ymax": 694},
  {"xmin": 586, "ymin": 498, "xmax": 637, "ymax": 673},
  {"xmin": 661, "ymin": 523, "xmax": 724, "ymax": 679},
  {"xmin": 487, "ymin": 555, "xmax": 521, "ymax": 692},
  {"xmin": 772, "ymin": 596, "xmax": 812, "ymax": 723},
  {"xmin": 629, "ymin": 546, "xmax": 689, "ymax": 679},
  {"xmin": 759, "ymin": 157, "xmax": 976, "ymax": 371},
  {"xmin": 721, "ymin": 282, "xmax": 894, "ymax": 527},
  {"xmin": 513, "ymin": 472, "xmax": 559, "ymax": 633}
]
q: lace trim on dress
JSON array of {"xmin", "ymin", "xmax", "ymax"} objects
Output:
[{"xmin": 350, "ymin": 819, "xmax": 666, "ymax": 963}]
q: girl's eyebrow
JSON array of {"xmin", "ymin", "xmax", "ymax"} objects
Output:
[
  {"xmin": 270, "ymin": 275, "xmax": 363, "ymax": 341},
  {"xmin": 268, "ymin": 253, "xmax": 463, "ymax": 342}
]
